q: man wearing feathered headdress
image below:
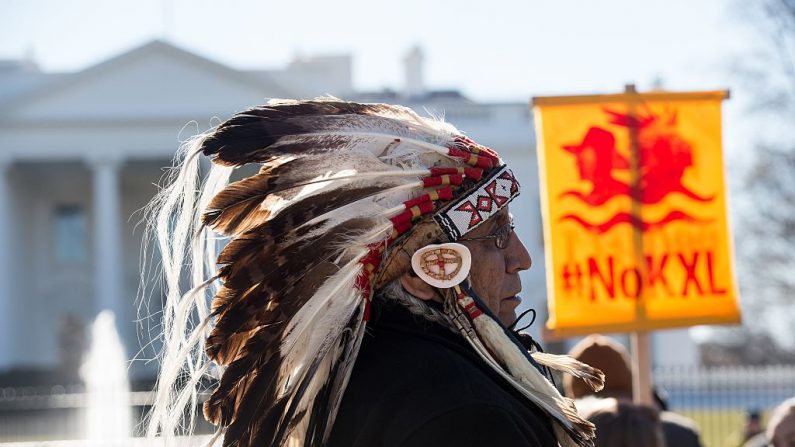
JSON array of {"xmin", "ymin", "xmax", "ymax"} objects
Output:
[{"xmin": 146, "ymin": 98, "xmax": 604, "ymax": 447}]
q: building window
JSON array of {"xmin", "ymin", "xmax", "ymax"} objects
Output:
[{"xmin": 54, "ymin": 205, "xmax": 87, "ymax": 262}]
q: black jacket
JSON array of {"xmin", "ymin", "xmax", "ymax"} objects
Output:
[{"xmin": 328, "ymin": 301, "xmax": 558, "ymax": 447}]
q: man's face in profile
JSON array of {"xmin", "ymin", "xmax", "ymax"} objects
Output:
[{"xmin": 460, "ymin": 208, "xmax": 532, "ymax": 325}]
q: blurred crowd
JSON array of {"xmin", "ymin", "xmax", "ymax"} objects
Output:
[
  {"xmin": 566, "ymin": 335, "xmax": 795, "ymax": 447},
  {"xmin": 741, "ymin": 399, "xmax": 795, "ymax": 447}
]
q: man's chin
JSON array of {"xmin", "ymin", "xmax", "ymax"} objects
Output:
[{"xmin": 498, "ymin": 296, "xmax": 522, "ymax": 325}]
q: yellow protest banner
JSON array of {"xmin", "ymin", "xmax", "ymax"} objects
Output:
[{"xmin": 533, "ymin": 89, "xmax": 741, "ymax": 337}]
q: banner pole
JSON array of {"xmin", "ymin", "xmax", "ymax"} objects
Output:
[
  {"xmin": 625, "ymin": 84, "xmax": 654, "ymax": 405},
  {"xmin": 631, "ymin": 331, "xmax": 653, "ymax": 404}
]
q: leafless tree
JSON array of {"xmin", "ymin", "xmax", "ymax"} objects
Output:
[{"xmin": 729, "ymin": 0, "xmax": 795, "ymax": 356}]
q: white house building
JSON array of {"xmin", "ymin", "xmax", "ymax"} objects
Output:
[{"xmin": 0, "ymin": 40, "xmax": 697, "ymax": 380}]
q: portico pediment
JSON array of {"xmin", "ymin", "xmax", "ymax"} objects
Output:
[{"xmin": 0, "ymin": 40, "xmax": 294, "ymax": 124}]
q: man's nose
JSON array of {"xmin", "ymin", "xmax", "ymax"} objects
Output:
[{"xmin": 506, "ymin": 231, "xmax": 532, "ymax": 273}]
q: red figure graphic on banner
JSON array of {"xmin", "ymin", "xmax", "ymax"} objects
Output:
[
  {"xmin": 561, "ymin": 126, "xmax": 630, "ymax": 206},
  {"xmin": 559, "ymin": 108, "xmax": 714, "ymax": 234}
]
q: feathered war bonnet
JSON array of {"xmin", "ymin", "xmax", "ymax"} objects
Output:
[{"xmin": 194, "ymin": 98, "xmax": 603, "ymax": 447}]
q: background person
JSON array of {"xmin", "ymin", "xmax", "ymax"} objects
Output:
[
  {"xmin": 564, "ymin": 334, "xmax": 703, "ymax": 447},
  {"xmin": 578, "ymin": 397, "xmax": 666, "ymax": 447},
  {"xmin": 766, "ymin": 397, "xmax": 795, "ymax": 447}
]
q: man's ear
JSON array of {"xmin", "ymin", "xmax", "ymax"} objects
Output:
[{"xmin": 399, "ymin": 272, "xmax": 437, "ymax": 301}]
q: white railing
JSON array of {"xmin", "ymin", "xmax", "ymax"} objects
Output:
[{"xmin": 0, "ymin": 365, "xmax": 793, "ymax": 445}]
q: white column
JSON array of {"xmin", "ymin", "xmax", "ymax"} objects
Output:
[
  {"xmin": 90, "ymin": 156, "xmax": 124, "ymax": 316},
  {"xmin": 0, "ymin": 159, "xmax": 12, "ymax": 369}
]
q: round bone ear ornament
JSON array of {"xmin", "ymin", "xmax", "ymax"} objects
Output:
[{"xmin": 411, "ymin": 243, "xmax": 472, "ymax": 289}]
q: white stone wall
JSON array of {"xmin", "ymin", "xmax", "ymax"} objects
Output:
[{"xmin": 0, "ymin": 161, "xmax": 169, "ymax": 376}]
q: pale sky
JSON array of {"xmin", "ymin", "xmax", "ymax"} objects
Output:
[
  {"xmin": 3, "ymin": 0, "xmax": 758, "ymax": 101},
  {"xmin": 3, "ymin": 0, "xmax": 768, "ymax": 160}
]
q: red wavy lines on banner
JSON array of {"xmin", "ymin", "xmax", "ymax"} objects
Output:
[
  {"xmin": 559, "ymin": 186, "xmax": 714, "ymax": 207},
  {"xmin": 559, "ymin": 210, "xmax": 713, "ymax": 234}
]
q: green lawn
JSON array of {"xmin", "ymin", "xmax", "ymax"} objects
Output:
[{"xmin": 678, "ymin": 408, "xmax": 767, "ymax": 447}]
